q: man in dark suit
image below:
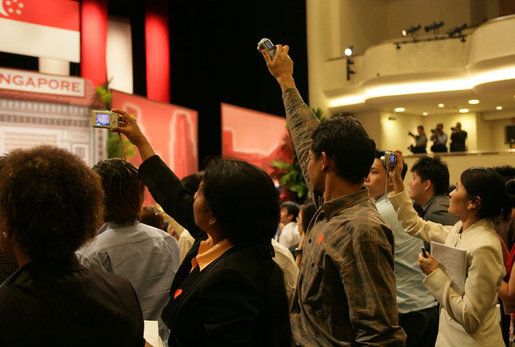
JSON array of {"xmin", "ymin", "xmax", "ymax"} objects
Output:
[{"xmin": 408, "ymin": 156, "xmax": 459, "ymax": 228}]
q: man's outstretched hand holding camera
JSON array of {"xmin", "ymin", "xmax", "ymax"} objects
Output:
[{"xmin": 261, "ymin": 44, "xmax": 296, "ymax": 92}]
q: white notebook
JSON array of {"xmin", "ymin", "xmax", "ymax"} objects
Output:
[{"xmin": 430, "ymin": 241, "xmax": 468, "ymax": 296}]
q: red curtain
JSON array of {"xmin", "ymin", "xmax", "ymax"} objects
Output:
[
  {"xmin": 80, "ymin": 0, "xmax": 108, "ymax": 88},
  {"xmin": 145, "ymin": 0, "xmax": 170, "ymax": 103}
]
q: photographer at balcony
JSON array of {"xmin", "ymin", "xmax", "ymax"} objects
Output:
[
  {"xmin": 388, "ymin": 150, "xmax": 510, "ymax": 346},
  {"xmin": 430, "ymin": 123, "xmax": 448, "ymax": 153},
  {"xmin": 408, "ymin": 125, "xmax": 428, "ymax": 154},
  {"xmin": 450, "ymin": 122, "xmax": 467, "ymax": 152}
]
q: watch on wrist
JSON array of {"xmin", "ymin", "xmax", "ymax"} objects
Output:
[{"xmin": 294, "ymin": 248, "xmax": 303, "ymax": 256}]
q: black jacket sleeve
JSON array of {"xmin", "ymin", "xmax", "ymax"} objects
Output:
[{"xmin": 138, "ymin": 155, "xmax": 203, "ymax": 239}]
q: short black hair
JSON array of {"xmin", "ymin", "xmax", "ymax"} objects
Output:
[
  {"xmin": 203, "ymin": 159, "xmax": 280, "ymax": 248},
  {"xmin": 418, "ymin": 125, "xmax": 424, "ymax": 131},
  {"xmin": 280, "ymin": 201, "xmax": 300, "ymax": 222},
  {"xmin": 411, "ymin": 156, "xmax": 450, "ymax": 195},
  {"xmin": 311, "ymin": 114, "xmax": 375, "ymax": 184},
  {"xmin": 181, "ymin": 171, "xmax": 204, "ymax": 194},
  {"xmin": 461, "ymin": 167, "xmax": 512, "ymax": 221},
  {"xmin": 93, "ymin": 159, "xmax": 144, "ymax": 224},
  {"xmin": 0, "ymin": 146, "xmax": 104, "ymax": 260},
  {"xmin": 374, "ymin": 150, "xmax": 408, "ymax": 180}
]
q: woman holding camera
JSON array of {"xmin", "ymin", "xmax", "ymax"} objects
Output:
[
  {"xmin": 388, "ymin": 151, "xmax": 510, "ymax": 346},
  {"xmin": 111, "ymin": 110, "xmax": 292, "ymax": 346}
]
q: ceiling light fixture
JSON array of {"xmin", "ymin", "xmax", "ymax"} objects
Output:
[
  {"xmin": 459, "ymin": 108, "xmax": 469, "ymax": 113},
  {"xmin": 468, "ymin": 99, "xmax": 479, "ymax": 104},
  {"xmin": 394, "ymin": 107, "xmax": 405, "ymax": 112},
  {"xmin": 422, "ymin": 112, "xmax": 429, "ymax": 116},
  {"xmin": 402, "ymin": 24, "xmax": 421, "ymax": 37},
  {"xmin": 496, "ymin": 106, "xmax": 503, "ymax": 110},
  {"xmin": 438, "ymin": 103, "xmax": 445, "ymax": 108},
  {"xmin": 425, "ymin": 21, "xmax": 444, "ymax": 33},
  {"xmin": 344, "ymin": 46, "xmax": 354, "ymax": 57}
]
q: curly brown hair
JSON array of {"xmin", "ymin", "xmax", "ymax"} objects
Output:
[{"xmin": 0, "ymin": 146, "xmax": 104, "ymax": 260}]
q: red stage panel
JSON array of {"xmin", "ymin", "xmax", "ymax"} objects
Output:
[
  {"xmin": 112, "ymin": 90, "xmax": 198, "ymax": 205},
  {"xmin": 221, "ymin": 103, "xmax": 289, "ymax": 174}
]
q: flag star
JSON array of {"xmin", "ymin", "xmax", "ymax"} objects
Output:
[
  {"xmin": 6, "ymin": 0, "xmax": 11, "ymax": 5},
  {"xmin": 18, "ymin": 3, "xmax": 24, "ymax": 8},
  {"xmin": 16, "ymin": 9, "xmax": 21, "ymax": 14},
  {"xmin": 8, "ymin": 8, "xmax": 13, "ymax": 13},
  {"xmin": 13, "ymin": 0, "xmax": 17, "ymax": 3}
]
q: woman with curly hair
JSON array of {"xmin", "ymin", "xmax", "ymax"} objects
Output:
[{"xmin": 0, "ymin": 146, "xmax": 145, "ymax": 346}]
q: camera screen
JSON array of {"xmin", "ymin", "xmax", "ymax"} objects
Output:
[
  {"xmin": 389, "ymin": 154, "xmax": 396, "ymax": 163},
  {"xmin": 264, "ymin": 40, "xmax": 274, "ymax": 49},
  {"xmin": 95, "ymin": 113, "xmax": 110, "ymax": 126}
]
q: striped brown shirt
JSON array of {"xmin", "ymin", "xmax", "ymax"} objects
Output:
[{"xmin": 284, "ymin": 88, "xmax": 406, "ymax": 346}]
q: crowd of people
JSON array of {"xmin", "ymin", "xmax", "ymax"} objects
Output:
[{"xmin": 0, "ymin": 42, "xmax": 513, "ymax": 347}]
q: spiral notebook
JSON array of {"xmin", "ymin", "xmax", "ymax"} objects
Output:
[{"xmin": 430, "ymin": 241, "xmax": 468, "ymax": 296}]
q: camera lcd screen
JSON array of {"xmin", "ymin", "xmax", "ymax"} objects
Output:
[
  {"xmin": 95, "ymin": 113, "xmax": 110, "ymax": 126},
  {"xmin": 389, "ymin": 154, "xmax": 396, "ymax": 163},
  {"xmin": 264, "ymin": 41, "xmax": 274, "ymax": 49}
]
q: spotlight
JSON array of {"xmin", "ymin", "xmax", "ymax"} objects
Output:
[
  {"xmin": 346, "ymin": 57, "xmax": 355, "ymax": 81},
  {"xmin": 344, "ymin": 46, "xmax": 354, "ymax": 57},
  {"xmin": 425, "ymin": 21, "xmax": 444, "ymax": 32},
  {"xmin": 468, "ymin": 99, "xmax": 479, "ymax": 105},
  {"xmin": 402, "ymin": 24, "xmax": 421, "ymax": 37},
  {"xmin": 448, "ymin": 23, "xmax": 467, "ymax": 38}
]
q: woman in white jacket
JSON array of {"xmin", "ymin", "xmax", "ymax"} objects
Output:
[{"xmin": 388, "ymin": 151, "xmax": 511, "ymax": 347}]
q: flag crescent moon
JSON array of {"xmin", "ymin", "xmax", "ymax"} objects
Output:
[{"xmin": 0, "ymin": 0, "xmax": 8, "ymax": 17}]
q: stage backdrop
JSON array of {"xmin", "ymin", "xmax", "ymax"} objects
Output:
[
  {"xmin": 112, "ymin": 89, "xmax": 198, "ymax": 204},
  {"xmin": 221, "ymin": 103, "xmax": 290, "ymax": 175}
]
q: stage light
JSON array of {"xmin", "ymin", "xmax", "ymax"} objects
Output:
[
  {"xmin": 459, "ymin": 108, "xmax": 469, "ymax": 113},
  {"xmin": 394, "ymin": 107, "xmax": 405, "ymax": 112},
  {"xmin": 425, "ymin": 21, "xmax": 444, "ymax": 32},
  {"xmin": 468, "ymin": 99, "xmax": 479, "ymax": 104},
  {"xmin": 344, "ymin": 46, "xmax": 354, "ymax": 57},
  {"xmin": 346, "ymin": 57, "xmax": 355, "ymax": 81},
  {"xmin": 402, "ymin": 24, "xmax": 421, "ymax": 37},
  {"xmin": 496, "ymin": 106, "xmax": 503, "ymax": 110},
  {"xmin": 448, "ymin": 23, "xmax": 467, "ymax": 38}
]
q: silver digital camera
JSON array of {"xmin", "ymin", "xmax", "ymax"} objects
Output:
[
  {"xmin": 91, "ymin": 110, "xmax": 119, "ymax": 129},
  {"xmin": 257, "ymin": 38, "xmax": 276, "ymax": 59},
  {"xmin": 380, "ymin": 151, "xmax": 398, "ymax": 168}
]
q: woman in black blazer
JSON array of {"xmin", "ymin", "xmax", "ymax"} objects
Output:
[{"xmin": 112, "ymin": 109, "xmax": 292, "ymax": 346}]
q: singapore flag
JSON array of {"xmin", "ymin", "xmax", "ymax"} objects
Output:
[{"xmin": 0, "ymin": 0, "xmax": 80, "ymax": 62}]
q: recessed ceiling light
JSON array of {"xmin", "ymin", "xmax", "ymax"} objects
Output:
[
  {"xmin": 459, "ymin": 108, "xmax": 469, "ymax": 113},
  {"xmin": 438, "ymin": 103, "xmax": 445, "ymax": 108},
  {"xmin": 496, "ymin": 106, "xmax": 503, "ymax": 110},
  {"xmin": 422, "ymin": 112, "xmax": 429, "ymax": 116},
  {"xmin": 394, "ymin": 107, "xmax": 405, "ymax": 112},
  {"xmin": 468, "ymin": 99, "xmax": 479, "ymax": 104}
]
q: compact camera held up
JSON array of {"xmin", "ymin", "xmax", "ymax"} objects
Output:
[
  {"xmin": 380, "ymin": 151, "xmax": 398, "ymax": 169},
  {"xmin": 91, "ymin": 110, "xmax": 120, "ymax": 129},
  {"xmin": 257, "ymin": 38, "xmax": 276, "ymax": 59}
]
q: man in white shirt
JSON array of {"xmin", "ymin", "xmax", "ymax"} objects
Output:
[
  {"xmin": 77, "ymin": 159, "xmax": 180, "ymax": 343},
  {"xmin": 364, "ymin": 150, "xmax": 438, "ymax": 347},
  {"xmin": 275, "ymin": 201, "xmax": 300, "ymax": 249}
]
